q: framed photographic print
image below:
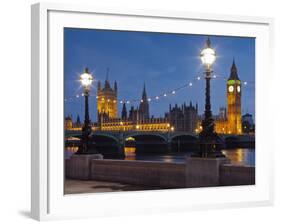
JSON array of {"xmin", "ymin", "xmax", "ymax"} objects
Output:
[{"xmin": 31, "ymin": 2, "xmax": 274, "ymax": 221}]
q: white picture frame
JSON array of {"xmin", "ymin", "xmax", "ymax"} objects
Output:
[{"xmin": 31, "ymin": 2, "xmax": 274, "ymax": 221}]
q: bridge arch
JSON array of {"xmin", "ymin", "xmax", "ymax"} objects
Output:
[
  {"xmin": 90, "ymin": 132, "xmax": 120, "ymax": 143},
  {"xmin": 90, "ymin": 133, "xmax": 121, "ymax": 158},
  {"xmin": 124, "ymin": 132, "xmax": 168, "ymax": 142},
  {"xmin": 170, "ymin": 134, "xmax": 198, "ymax": 152},
  {"xmin": 170, "ymin": 133, "xmax": 198, "ymax": 141},
  {"xmin": 124, "ymin": 132, "xmax": 168, "ymax": 153},
  {"xmin": 224, "ymin": 135, "xmax": 238, "ymax": 140},
  {"xmin": 65, "ymin": 133, "xmax": 82, "ymax": 138}
]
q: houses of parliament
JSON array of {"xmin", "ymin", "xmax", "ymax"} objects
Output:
[{"xmin": 65, "ymin": 61, "xmax": 243, "ymax": 134}]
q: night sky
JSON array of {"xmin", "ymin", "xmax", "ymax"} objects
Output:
[{"xmin": 64, "ymin": 28, "xmax": 255, "ymax": 122}]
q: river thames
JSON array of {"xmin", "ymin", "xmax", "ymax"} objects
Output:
[{"xmin": 65, "ymin": 148, "xmax": 255, "ymax": 166}]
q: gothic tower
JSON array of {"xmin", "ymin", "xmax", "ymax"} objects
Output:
[
  {"xmin": 121, "ymin": 102, "xmax": 127, "ymax": 120},
  {"xmin": 227, "ymin": 60, "xmax": 242, "ymax": 134},
  {"xmin": 138, "ymin": 83, "xmax": 149, "ymax": 120},
  {"xmin": 97, "ymin": 68, "xmax": 118, "ymax": 120}
]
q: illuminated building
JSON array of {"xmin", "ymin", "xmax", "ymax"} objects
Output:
[
  {"xmin": 64, "ymin": 115, "xmax": 73, "ymax": 130},
  {"xmin": 165, "ymin": 102, "xmax": 198, "ymax": 133},
  {"xmin": 99, "ymin": 85, "xmax": 171, "ymax": 132},
  {"xmin": 99, "ymin": 117, "xmax": 171, "ymax": 132},
  {"xmin": 65, "ymin": 114, "xmax": 91, "ymax": 131},
  {"xmin": 214, "ymin": 107, "xmax": 228, "ymax": 134},
  {"xmin": 226, "ymin": 60, "xmax": 242, "ymax": 134},
  {"xmin": 214, "ymin": 119, "xmax": 228, "ymax": 134},
  {"xmin": 97, "ymin": 70, "xmax": 118, "ymax": 121},
  {"xmin": 96, "ymin": 81, "xmax": 199, "ymax": 133},
  {"xmin": 66, "ymin": 61, "xmax": 244, "ymax": 135}
]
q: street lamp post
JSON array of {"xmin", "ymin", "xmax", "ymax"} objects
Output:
[
  {"xmin": 196, "ymin": 37, "xmax": 225, "ymax": 158},
  {"xmin": 76, "ymin": 67, "xmax": 97, "ymax": 154}
]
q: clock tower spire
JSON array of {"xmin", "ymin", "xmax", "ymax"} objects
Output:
[{"xmin": 227, "ymin": 59, "xmax": 242, "ymax": 134}]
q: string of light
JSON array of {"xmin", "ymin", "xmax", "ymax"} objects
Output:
[{"xmin": 64, "ymin": 74, "xmax": 253, "ymax": 104}]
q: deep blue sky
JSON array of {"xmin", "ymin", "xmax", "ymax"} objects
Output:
[{"xmin": 64, "ymin": 28, "xmax": 255, "ymax": 122}]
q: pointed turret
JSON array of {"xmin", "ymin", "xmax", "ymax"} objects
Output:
[
  {"xmin": 114, "ymin": 80, "xmax": 117, "ymax": 92},
  {"xmin": 142, "ymin": 83, "xmax": 147, "ymax": 100},
  {"xmin": 228, "ymin": 59, "xmax": 240, "ymax": 81},
  {"xmin": 121, "ymin": 102, "xmax": 127, "ymax": 120},
  {"xmin": 76, "ymin": 114, "xmax": 81, "ymax": 125},
  {"xmin": 97, "ymin": 80, "xmax": 101, "ymax": 91},
  {"xmin": 139, "ymin": 83, "xmax": 149, "ymax": 120}
]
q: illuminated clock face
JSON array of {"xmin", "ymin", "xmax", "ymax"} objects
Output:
[
  {"xmin": 228, "ymin": 85, "xmax": 234, "ymax": 93},
  {"xmin": 237, "ymin": 86, "xmax": 241, "ymax": 93}
]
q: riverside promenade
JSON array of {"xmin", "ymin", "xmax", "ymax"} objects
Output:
[
  {"xmin": 65, "ymin": 155, "xmax": 255, "ymax": 193},
  {"xmin": 65, "ymin": 179, "xmax": 163, "ymax": 194}
]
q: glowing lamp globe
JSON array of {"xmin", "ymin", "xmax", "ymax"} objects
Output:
[
  {"xmin": 80, "ymin": 68, "xmax": 93, "ymax": 88},
  {"xmin": 200, "ymin": 47, "xmax": 216, "ymax": 67},
  {"xmin": 200, "ymin": 38, "xmax": 216, "ymax": 68}
]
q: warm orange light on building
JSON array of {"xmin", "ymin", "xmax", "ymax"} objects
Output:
[
  {"xmin": 99, "ymin": 118, "xmax": 171, "ymax": 132},
  {"xmin": 97, "ymin": 77, "xmax": 118, "ymax": 119},
  {"xmin": 124, "ymin": 147, "xmax": 136, "ymax": 157}
]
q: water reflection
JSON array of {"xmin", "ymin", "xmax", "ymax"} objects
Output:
[
  {"xmin": 222, "ymin": 148, "xmax": 255, "ymax": 166},
  {"xmin": 65, "ymin": 147, "xmax": 255, "ymax": 166},
  {"xmin": 124, "ymin": 147, "xmax": 136, "ymax": 160},
  {"xmin": 65, "ymin": 146, "xmax": 78, "ymax": 159}
]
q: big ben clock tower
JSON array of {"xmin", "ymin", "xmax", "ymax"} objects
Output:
[{"xmin": 227, "ymin": 60, "xmax": 242, "ymax": 134}]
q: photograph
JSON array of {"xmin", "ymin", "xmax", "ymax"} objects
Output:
[{"xmin": 63, "ymin": 28, "xmax": 255, "ymax": 194}]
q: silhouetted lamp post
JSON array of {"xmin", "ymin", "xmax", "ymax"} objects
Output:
[
  {"xmin": 76, "ymin": 67, "xmax": 97, "ymax": 154},
  {"xmin": 196, "ymin": 38, "xmax": 225, "ymax": 158}
]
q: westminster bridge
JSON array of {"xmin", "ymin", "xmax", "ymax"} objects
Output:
[{"xmin": 65, "ymin": 130, "xmax": 255, "ymax": 157}]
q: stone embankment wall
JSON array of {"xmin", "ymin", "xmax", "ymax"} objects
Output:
[{"xmin": 65, "ymin": 157, "xmax": 255, "ymax": 188}]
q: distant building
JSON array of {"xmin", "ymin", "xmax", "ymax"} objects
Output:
[
  {"xmin": 97, "ymin": 70, "xmax": 118, "ymax": 121},
  {"xmin": 214, "ymin": 107, "xmax": 228, "ymax": 134},
  {"xmin": 218, "ymin": 107, "xmax": 227, "ymax": 120},
  {"xmin": 123, "ymin": 84, "xmax": 150, "ymax": 121},
  {"xmin": 65, "ymin": 61, "xmax": 248, "ymax": 135},
  {"xmin": 100, "ymin": 118, "xmax": 171, "ymax": 132},
  {"xmin": 99, "ymin": 84, "xmax": 170, "ymax": 132},
  {"xmin": 65, "ymin": 114, "xmax": 85, "ymax": 131},
  {"xmin": 242, "ymin": 113, "xmax": 254, "ymax": 126},
  {"xmin": 242, "ymin": 113, "xmax": 254, "ymax": 133},
  {"xmin": 64, "ymin": 115, "xmax": 73, "ymax": 130},
  {"xmin": 165, "ymin": 102, "xmax": 198, "ymax": 133},
  {"xmin": 214, "ymin": 119, "xmax": 228, "ymax": 134}
]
